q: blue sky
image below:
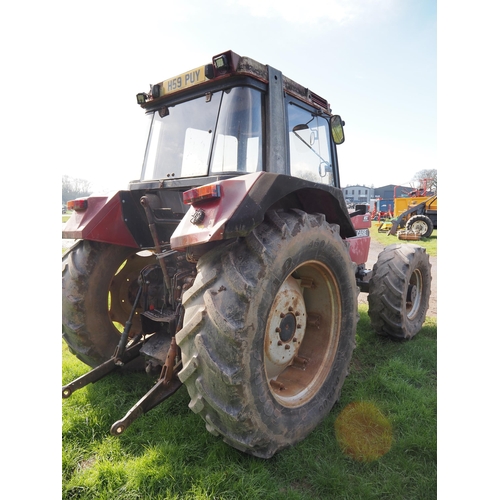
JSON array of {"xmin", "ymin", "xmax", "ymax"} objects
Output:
[{"xmin": 57, "ymin": 0, "xmax": 436, "ymax": 192}]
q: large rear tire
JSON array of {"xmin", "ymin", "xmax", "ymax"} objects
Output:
[
  {"xmin": 62, "ymin": 240, "xmax": 155, "ymax": 367},
  {"xmin": 176, "ymin": 209, "xmax": 359, "ymax": 458},
  {"xmin": 368, "ymin": 244, "xmax": 431, "ymax": 340}
]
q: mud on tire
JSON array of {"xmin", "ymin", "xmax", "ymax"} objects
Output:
[
  {"xmin": 368, "ymin": 243, "xmax": 431, "ymax": 340},
  {"xmin": 176, "ymin": 209, "xmax": 359, "ymax": 458},
  {"xmin": 62, "ymin": 240, "xmax": 155, "ymax": 367}
]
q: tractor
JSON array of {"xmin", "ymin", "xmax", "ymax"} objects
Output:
[
  {"xmin": 388, "ymin": 182, "xmax": 437, "ymax": 238},
  {"xmin": 62, "ymin": 50, "xmax": 432, "ymax": 458}
]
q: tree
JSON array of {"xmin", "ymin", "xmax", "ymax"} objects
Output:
[
  {"xmin": 412, "ymin": 169, "xmax": 437, "ymax": 193},
  {"xmin": 62, "ymin": 175, "xmax": 92, "ymax": 204}
]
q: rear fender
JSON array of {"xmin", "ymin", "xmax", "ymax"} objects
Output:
[
  {"xmin": 62, "ymin": 191, "xmax": 139, "ymax": 248},
  {"xmin": 170, "ymin": 172, "xmax": 357, "ymax": 251},
  {"xmin": 170, "ymin": 173, "xmax": 262, "ymax": 250}
]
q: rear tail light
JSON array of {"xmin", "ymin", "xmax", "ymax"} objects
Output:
[
  {"xmin": 183, "ymin": 184, "xmax": 221, "ymax": 205},
  {"xmin": 67, "ymin": 199, "xmax": 88, "ymax": 211}
]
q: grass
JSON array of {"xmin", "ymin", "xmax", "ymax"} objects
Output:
[
  {"xmin": 61, "ymin": 210, "xmax": 437, "ymax": 498},
  {"xmin": 62, "ymin": 308, "xmax": 437, "ymax": 499},
  {"xmin": 370, "ymin": 227, "xmax": 437, "ymax": 257}
]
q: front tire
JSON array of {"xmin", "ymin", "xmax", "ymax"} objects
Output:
[
  {"xmin": 368, "ymin": 244, "xmax": 431, "ymax": 340},
  {"xmin": 176, "ymin": 209, "xmax": 359, "ymax": 458},
  {"xmin": 406, "ymin": 214, "xmax": 433, "ymax": 238}
]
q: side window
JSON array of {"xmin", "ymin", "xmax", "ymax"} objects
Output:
[{"xmin": 287, "ymin": 102, "xmax": 333, "ymax": 184}]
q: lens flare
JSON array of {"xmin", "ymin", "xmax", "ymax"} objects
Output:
[{"xmin": 335, "ymin": 401, "xmax": 393, "ymax": 461}]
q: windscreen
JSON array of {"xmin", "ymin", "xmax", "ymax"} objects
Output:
[{"xmin": 141, "ymin": 87, "xmax": 263, "ymax": 181}]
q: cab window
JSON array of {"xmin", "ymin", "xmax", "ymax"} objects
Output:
[{"xmin": 287, "ymin": 102, "xmax": 333, "ymax": 184}]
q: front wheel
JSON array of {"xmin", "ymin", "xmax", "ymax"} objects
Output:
[
  {"xmin": 176, "ymin": 209, "xmax": 359, "ymax": 458},
  {"xmin": 406, "ymin": 214, "xmax": 434, "ymax": 238},
  {"xmin": 368, "ymin": 244, "xmax": 431, "ymax": 340}
]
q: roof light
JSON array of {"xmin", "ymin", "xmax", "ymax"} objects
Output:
[
  {"xmin": 136, "ymin": 92, "xmax": 148, "ymax": 105},
  {"xmin": 213, "ymin": 54, "xmax": 229, "ymax": 70},
  {"xmin": 183, "ymin": 184, "xmax": 221, "ymax": 205},
  {"xmin": 211, "ymin": 51, "xmax": 240, "ymax": 78},
  {"xmin": 67, "ymin": 199, "xmax": 88, "ymax": 211}
]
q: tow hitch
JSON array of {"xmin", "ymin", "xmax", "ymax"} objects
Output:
[{"xmin": 110, "ymin": 333, "xmax": 182, "ymax": 435}]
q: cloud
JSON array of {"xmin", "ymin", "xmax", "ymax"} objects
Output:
[{"xmin": 233, "ymin": 0, "xmax": 397, "ymax": 25}]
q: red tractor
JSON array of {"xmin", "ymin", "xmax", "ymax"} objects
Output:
[{"xmin": 62, "ymin": 51, "xmax": 432, "ymax": 458}]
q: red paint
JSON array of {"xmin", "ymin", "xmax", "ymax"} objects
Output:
[
  {"xmin": 347, "ymin": 236, "xmax": 371, "ymax": 265},
  {"xmin": 350, "ymin": 213, "xmax": 371, "ymax": 230},
  {"xmin": 62, "ymin": 192, "xmax": 139, "ymax": 248},
  {"xmin": 170, "ymin": 172, "xmax": 263, "ymax": 250}
]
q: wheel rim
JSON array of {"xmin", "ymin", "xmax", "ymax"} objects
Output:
[
  {"xmin": 108, "ymin": 251, "xmax": 155, "ymax": 335},
  {"xmin": 406, "ymin": 269, "xmax": 423, "ymax": 320},
  {"xmin": 412, "ymin": 221, "xmax": 428, "ymax": 235},
  {"xmin": 264, "ymin": 261, "xmax": 341, "ymax": 408}
]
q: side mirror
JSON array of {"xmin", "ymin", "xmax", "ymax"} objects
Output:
[{"xmin": 331, "ymin": 115, "xmax": 345, "ymax": 145}]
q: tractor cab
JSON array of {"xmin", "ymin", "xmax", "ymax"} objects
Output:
[{"xmin": 132, "ymin": 50, "xmax": 344, "ymax": 190}]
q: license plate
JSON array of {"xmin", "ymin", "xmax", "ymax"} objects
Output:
[
  {"xmin": 356, "ymin": 229, "xmax": 369, "ymax": 237},
  {"xmin": 160, "ymin": 65, "xmax": 207, "ymax": 96}
]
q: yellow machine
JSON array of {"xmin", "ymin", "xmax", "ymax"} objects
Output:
[{"xmin": 389, "ymin": 192, "xmax": 437, "ymax": 237}]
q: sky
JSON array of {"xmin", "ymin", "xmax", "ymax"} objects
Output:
[{"xmin": 53, "ymin": 0, "xmax": 437, "ymax": 193}]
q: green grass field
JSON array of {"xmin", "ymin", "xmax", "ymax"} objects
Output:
[
  {"xmin": 62, "ymin": 210, "xmax": 437, "ymax": 498},
  {"xmin": 370, "ymin": 228, "xmax": 437, "ymax": 257},
  {"xmin": 62, "ymin": 307, "xmax": 437, "ymax": 499}
]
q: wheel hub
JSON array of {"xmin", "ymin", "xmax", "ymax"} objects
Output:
[
  {"xmin": 413, "ymin": 221, "xmax": 428, "ymax": 235},
  {"xmin": 406, "ymin": 284, "xmax": 417, "ymax": 303},
  {"xmin": 279, "ymin": 313, "xmax": 296, "ymax": 342},
  {"xmin": 406, "ymin": 270, "xmax": 423, "ymax": 319},
  {"xmin": 264, "ymin": 276, "xmax": 306, "ymax": 380}
]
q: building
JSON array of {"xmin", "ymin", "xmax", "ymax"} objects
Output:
[
  {"xmin": 374, "ymin": 184, "xmax": 407, "ymax": 200},
  {"xmin": 342, "ymin": 185, "xmax": 374, "ymax": 205}
]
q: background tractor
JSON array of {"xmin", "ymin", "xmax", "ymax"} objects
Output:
[
  {"xmin": 62, "ymin": 50, "xmax": 432, "ymax": 458},
  {"xmin": 388, "ymin": 181, "xmax": 438, "ymax": 237}
]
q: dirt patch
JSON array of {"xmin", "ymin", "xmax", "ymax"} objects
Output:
[{"xmin": 358, "ymin": 239, "xmax": 437, "ymax": 318}]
